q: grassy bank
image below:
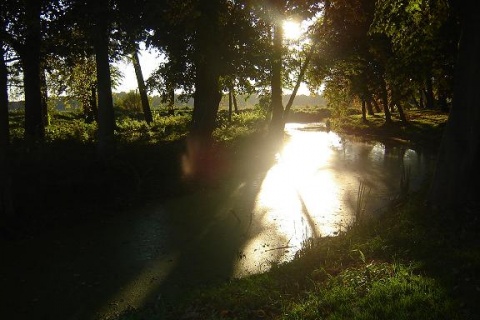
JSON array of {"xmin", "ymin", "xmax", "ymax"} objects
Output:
[{"xmin": 114, "ymin": 109, "xmax": 480, "ymax": 320}]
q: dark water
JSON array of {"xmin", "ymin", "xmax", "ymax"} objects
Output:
[{"xmin": 0, "ymin": 123, "xmax": 434, "ymax": 319}]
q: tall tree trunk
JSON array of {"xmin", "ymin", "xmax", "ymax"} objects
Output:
[
  {"xmin": 366, "ymin": 98, "xmax": 375, "ymax": 115},
  {"xmin": 269, "ymin": 20, "xmax": 284, "ymax": 134},
  {"xmin": 425, "ymin": 75, "xmax": 435, "ymax": 109},
  {"xmin": 93, "ymin": 0, "xmax": 115, "ymax": 160},
  {"xmin": 437, "ymin": 89, "xmax": 449, "ymax": 112},
  {"xmin": 191, "ymin": 0, "xmax": 222, "ymax": 141},
  {"xmin": 232, "ymin": 89, "xmax": 239, "ymax": 114},
  {"xmin": 419, "ymin": 88, "xmax": 425, "ymax": 108},
  {"xmin": 380, "ymin": 78, "xmax": 392, "ymax": 124},
  {"xmin": 0, "ymin": 45, "xmax": 9, "ymax": 146},
  {"xmin": 131, "ymin": 50, "xmax": 153, "ymax": 124},
  {"xmin": 396, "ymin": 102, "xmax": 407, "ymax": 123},
  {"xmin": 361, "ymin": 99, "xmax": 367, "ymax": 122},
  {"xmin": 89, "ymin": 84, "xmax": 98, "ymax": 122},
  {"xmin": 429, "ymin": 2, "xmax": 480, "ymax": 210},
  {"xmin": 23, "ymin": 0, "xmax": 44, "ymax": 140},
  {"xmin": 390, "ymin": 87, "xmax": 408, "ymax": 123},
  {"xmin": 167, "ymin": 87, "xmax": 175, "ymax": 115},
  {"xmin": 0, "ymin": 44, "xmax": 14, "ymax": 227},
  {"xmin": 184, "ymin": 0, "xmax": 222, "ymax": 181},
  {"xmin": 228, "ymin": 89, "xmax": 233, "ymax": 123},
  {"xmin": 284, "ymin": 50, "xmax": 313, "ymax": 121},
  {"xmin": 411, "ymin": 93, "xmax": 420, "ymax": 108},
  {"xmin": 40, "ymin": 68, "xmax": 49, "ymax": 126}
]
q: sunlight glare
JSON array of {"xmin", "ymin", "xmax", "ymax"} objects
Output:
[
  {"xmin": 283, "ymin": 20, "xmax": 303, "ymax": 40},
  {"xmin": 237, "ymin": 123, "xmax": 353, "ymax": 272}
]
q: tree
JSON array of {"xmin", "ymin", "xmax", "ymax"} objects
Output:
[
  {"xmin": 0, "ymin": 44, "xmax": 9, "ymax": 147},
  {"xmin": 263, "ymin": 0, "xmax": 323, "ymax": 134},
  {"xmin": 0, "ymin": 42, "xmax": 13, "ymax": 227},
  {"xmin": 370, "ymin": 0, "xmax": 457, "ymax": 112},
  {"xmin": 269, "ymin": 7, "xmax": 284, "ymax": 134},
  {"xmin": 48, "ymin": 55, "xmax": 99, "ymax": 122},
  {"xmin": 115, "ymin": 0, "xmax": 155, "ymax": 123},
  {"xmin": 131, "ymin": 49, "xmax": 153, "ymax": 124},
  {"xmin": 91, "ymin": 0, "xmax": 116, "ymax": 159},
  {"xmin": 428, "ymin": 1, "xmax": 480, "ymax": 210}
]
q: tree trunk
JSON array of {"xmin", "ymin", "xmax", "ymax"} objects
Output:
[
  {"xmin": 437, "ymin": 89, "xmax": 449, "ymax": 112},
  {"xmin": 184, "ymin": 0, "xmax": 223, "ymax": 181},
  {"xmin": 167, "ymin": 87, "xmax": 175, "ymax": 115},
  {"xmin": 429, "ymin": 3, "xmax": 480, "ymax": 210},
  {"xmin": 0, "ymin": 45, "xmax": 9, "ymax": 147},
  {"xmin": 23, "ymin": 0, "xmax": 44, "ymax": 140},
  {"xmin": 269, "ymin": 20, "xmax": 284, "ymax": 134},
  {"xmin": 0, "ymin": 44, "xmax": 14, "ymax": 227},
  {"xmin": 390, "ymin": 87, "xmax": 408, "ymax": 124},
  {"xmin": 228, "ymin": 89, "xmax": 233, "ymax": 123},
  {"xmin": 229, "ymin": 84, "xmax": 239, "ymax": 114},
  {"xmin": 190, "ymin": 0, "xmax": 222, "ymax": 141},
  {"xmin": 419, "ymin": 88, "xmax": 425, "ymax": 108},
  {"xmin": 411, "ymin": 93, "xmax": 420, "ymax": 109},
  {"xmin": 90, "ymin": 84, "xmax": 98, "ymax": 122},
  {"xmin": 232, "ymin": 89, "xmax": 239, "ymax": 114},
  {"xmin": 396, "ymin": 102, "xmax": 407, "ymax": 124},
  {"xmin": 380, "ymin": 79, "xmax": 392, "ymax": 124},
  {"xmin": 425, "ymin": 75, "xmax": 435, "ymax": 109},
  {"xmin": 284, "ymin": 50, "xmax": 313, "ymax": 121},
  {"xmin": 366, "ymin": 99, "xmax": 375, "ymax": 115},
  {"xmin": 192, "ymin": 66, "xmax": 222, "ymax": 140},
  {"xmin": 93, "ymin": 0, "xmax": 116, "ymax": 160},
  {"xmin": 40, "ymin": 68, "xmax": 49, "ymax": 126},
  {"xmin": 372, "ymin": 98, "xmax": 382, "ymax": 113},
  {"xmin": 361, "ymin": 99, "xmax": 367, "ymax": 122},
  {"xmin": 131, "ymin": 50, "xmax": 153, "ymax": 124}
]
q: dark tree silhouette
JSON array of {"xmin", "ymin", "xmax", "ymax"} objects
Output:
[{"xmin": 429, "ymin": 1, "xmax": 480, "ymax": 210}]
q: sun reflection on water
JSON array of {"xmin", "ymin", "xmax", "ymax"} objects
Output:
[{"xmin": 236, "ymin": 124, "xmax": 353, "ymax": 274}]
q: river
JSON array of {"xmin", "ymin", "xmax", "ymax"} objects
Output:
[{"xmin": 0, "ymin": 122, "xmax": 434, "ymax": 320}]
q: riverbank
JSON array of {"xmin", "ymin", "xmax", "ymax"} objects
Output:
[
  {"xmin": 114, "ymin": 109, "xmax": 480, "ymax": 320},
  {"xmin": 331, "ymin": 109, "xmax": 448, "ymax": 152}
]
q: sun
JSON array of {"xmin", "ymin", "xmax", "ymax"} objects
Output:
[{"xmin": 283, "ymin": 20, "xmax": 302, "ymax": 40}]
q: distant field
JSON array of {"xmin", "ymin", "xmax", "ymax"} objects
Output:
[{"xmin": 8, "ymin": 93, "xmax": 326, "ymax": 111}]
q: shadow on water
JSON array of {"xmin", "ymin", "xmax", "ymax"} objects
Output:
[{"xmin": 0, "ymin": 123, "xmax": 435, "ymax": 319}]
